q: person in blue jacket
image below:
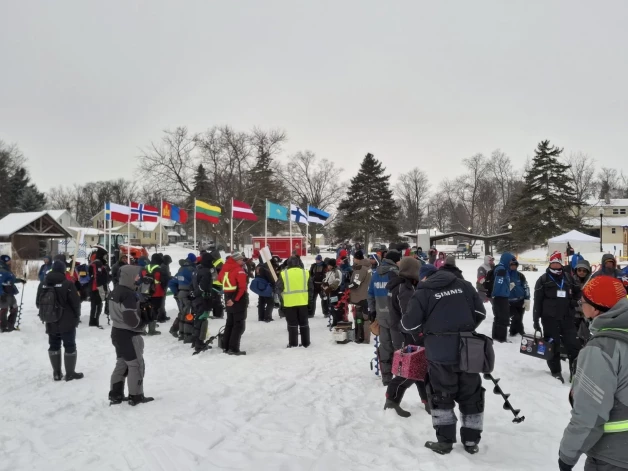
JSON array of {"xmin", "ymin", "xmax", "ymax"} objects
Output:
[
  {"xmin": 0, "ymin": 255, "xmax": 26, "ymax": 332},
  {"xmin": 38, "ymin": 255, "xmax": 52, "ymax": 283},
  {"xmin": 505, "ymin": 258, "xmax": 530, "ymax": 336},
  {"xmin": 491, "ymin": 252, "xmax": 517, "ymax": 342},
  {"xmin": 169, "ymin": 253, "xmax": 196, "ymax": 339}
]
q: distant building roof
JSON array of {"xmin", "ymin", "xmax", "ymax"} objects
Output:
[
  {"xmin": 586, "ymin": 198, "xmax": 628, "ymax": 207},
  {"xmin": 0, "ymin": 212, "xmax": 73, "ymax": 238},
  {"xmin": 583, "ymin": 216, "xmax": 628, "ymax": 227},
  {"xmin": 168, "ymin": 231, "xmax": 181, "ymax": 237}
]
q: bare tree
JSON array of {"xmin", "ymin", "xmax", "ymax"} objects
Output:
[
  {"xmin": 565, "ymin": 152, "xmax": 596, "ymax": 219},
  {"xmin": 47, "ymin": 186, "xmax": 76, "ymax": 212},
  {"xmin": 137, "ymin": 127, "xmax": 198, "ymax": 200},
  {"xmin": 395, "ymin": 168, "xmax": 431, "ymax": 233}
]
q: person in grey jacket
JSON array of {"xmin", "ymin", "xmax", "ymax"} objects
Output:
[
  {"xmin": 108, "ymin": 265, "xmax": 154, "ymax": 406},
  {"xmin": 559, "ymin": 275, "xmax": 628, "ymax": 471}
]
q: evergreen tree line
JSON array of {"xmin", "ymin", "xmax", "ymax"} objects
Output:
[{"xmin": 0, "ymin": 140, "xmax": 46, "ymax": 219}]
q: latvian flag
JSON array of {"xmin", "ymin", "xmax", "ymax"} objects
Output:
[
  {"xmin": 130, "ymin": 202, "xmax": 159, "ymax": 222},
  {"xmin": 307, "ymin": 205, "xmax": 330, "ymax": 225},
  {"xmin": 232, "ymin": 199, "xmax": 258, "ymax": 221}
]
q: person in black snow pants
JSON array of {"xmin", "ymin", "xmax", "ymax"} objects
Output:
[
  {"xmin": 108, "ymin": 264, "xmax": 154, "ymax": 406},
  {"xmin": 36, "ymin": 260, "xmax": 83, "ymax": 381},
  {"xmin": 88, "ymin": 259, "xmax": 108, "ymax": 328},
  {"xmin": 309, "ymin": 255, "xmax": 327, "ymax": 317},
  {"xmin": 402, "ymin": 262, "xmax": 487, "ymax": 456},
  {"xmin": 533, "ymin": 251, "xmax": 581, "ymax": 383},
  {"xmin": 383, "ymin": 259, "xmax": 432, "ymax": 417}
]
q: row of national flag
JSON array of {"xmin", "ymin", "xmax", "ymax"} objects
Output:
[{"xmin": 105, "ymin": 200, "xmax": 330, "ymax": 225}]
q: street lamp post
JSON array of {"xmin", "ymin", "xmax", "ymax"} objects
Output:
[{"xmin": 600, "ymin": 207, "xmax": 604, "ymax": 252}]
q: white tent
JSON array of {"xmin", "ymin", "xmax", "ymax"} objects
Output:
[{"xmin": 547, "ymin": 230, "xmax": 600, "ymax": 256}]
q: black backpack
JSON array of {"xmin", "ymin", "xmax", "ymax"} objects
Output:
[
  {"xmin": 139, "ymin": 270, "xmax": 156, "ymax": 296},
  {"xmin": 38, "ymin": 284, "xmax": 64, "ymax": 323}
]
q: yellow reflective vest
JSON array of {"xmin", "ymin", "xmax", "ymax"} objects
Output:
[{"xmin": 281, "ymin": 268, "xmax": 310, "ymax": 308}]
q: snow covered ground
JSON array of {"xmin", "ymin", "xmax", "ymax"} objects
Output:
[{"xmin": 0, "ymin": 254, "xmax": 582, "ymax": 471}]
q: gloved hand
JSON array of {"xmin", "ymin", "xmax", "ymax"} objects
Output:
[
  {"xmin": 509, "ymin": 282, "xmax": 515, "ymax": 290},
  {"xmin": 524, "ymin": 299, "xmax": 531, "ymax": 312},
  {"xmin": 558, "ymin": 458, "xmax": 573, "ymax": 471},
  {"xmin": 368, "ymin": 311, "xmax": 376, "ymax": 322},
  {"xmin": 533, "ymin": 320, "xmax": 542, "ymax": 334}
]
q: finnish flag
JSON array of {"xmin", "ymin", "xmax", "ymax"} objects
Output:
[{"xmin": 290, "ymin": 204, "xmax": 309, "ymax": 225}]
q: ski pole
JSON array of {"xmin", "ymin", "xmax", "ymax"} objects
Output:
[{"xmin": 483, "ymin": 373, "xmax": 525, "ymax": 424}]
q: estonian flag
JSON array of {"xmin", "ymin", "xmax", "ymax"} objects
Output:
[{"xmin": 307, "ymin": 206, "xmax": 330, "ymax": 225}]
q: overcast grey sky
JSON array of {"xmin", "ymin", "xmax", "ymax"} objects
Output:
[{"xmin": 1, "ymin": 0, "xmax": 627, "ymax": 192}]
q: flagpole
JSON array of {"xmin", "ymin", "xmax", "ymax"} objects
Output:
[
  {"xmin": 127, "ymin": 200, "xmax": 131, "ymax": 254},
  {"xmin": 264, "ymin": 199, "xmax": 268, "ymax": 248},
  {"xmin": 230, "ymin": 197, "xmax": 234, "ymax": 253},
  {"xmin": 108, "ymin": 217, "xmax": 112, "ymax": 266},
  {"xmin": 159, "ymin": 198, "xmax": 163, "ymax": 249},
  {"xmin": 305, "ymin": 204, "xmax": 309, "ymax": 256},
  {"xmin": 289, "ymin": 202, "xmax": 293, "ymax": 256},
  {"xmin": 194, "ymin": 198, "xmax": 197, "ymax": 253}
]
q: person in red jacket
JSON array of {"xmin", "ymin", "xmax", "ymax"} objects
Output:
[{"xmin": 218, "ymin": 252, "xmax": 249, "ymax": 355}]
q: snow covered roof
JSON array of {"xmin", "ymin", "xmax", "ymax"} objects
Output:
[
  {"xmin": 168, "ymin": 231, "xmax": 181, "ymax": 237},
  {"xmin": 582, "ymin": 216, "xmax": 628, "ymax": 227},
  {"xmin": 548, "ymin": 230, "xmax": 600, "ymax": 243},
  {"xmin": 68, "ymin": 227, "xmax": 105, "ymax": 236},
  {"xmin": 0, "ymin": 212, "xmax": 72, "ymax": 238},
  {"xmin": 46, "ymin": 209, "xmax": 69, "ymax": 220},
  {"xmin": 586, "ymin": 198, "xmax": 628, "ymax": 207}
]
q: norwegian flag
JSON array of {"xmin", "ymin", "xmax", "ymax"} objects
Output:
[{"xmin": 130, "ymin": 202, "xmax": 159, "ymax": 222}]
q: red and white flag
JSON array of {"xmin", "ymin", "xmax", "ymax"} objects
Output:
[
  {"xmin": 232, "ymin": 199, "xmax": 258, "ymax": 221},
  {"xmin": 130, "ymin": 202, "xmax": 159, "ymax": 222}
]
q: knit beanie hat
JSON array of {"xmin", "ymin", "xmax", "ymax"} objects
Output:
[
  {"xmin": 419, "ymin": 264, "xmax": 438, "ymax": 280},
  {"xmin": 582, "ymin": 276, "xmax": 626, "ymax": 312},
  {"xmin": 187, "ymin": 253, "xmax": 197, "ymax": 263},
  {"xmin": 52, "ymin": 260, "xmax": 66, "ymax": 273},
  {"xmin": 327, "ymin": 259, "xmax": 337, "ymax": 267},
  {"xmin": 399, "ymin": 256, "xmax": 421, "ymax": 281},
  {"xmin": 385, "ymin": 250, "xmax": 402, "ymax": 264},
  {"xmin": 445, "ymin": 255, "xmax": 456, "ymax": 266},
  {"xmin": 354, "ymin": 250, "xmax": 364, "ymax": 260},
  {"xmin": 549, "ymin": 251, "xmax": 563, "ymax": 265}
]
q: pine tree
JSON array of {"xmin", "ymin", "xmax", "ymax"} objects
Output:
[
  {"xmin": 335, "ymin": 153, "xmax": 399, "ymax": 248},
  {"xmin": 16, "ymin": 185, "xmax": 46, "ymax": 212},
  {"xmin": 247, "ymin": 151, "xmax": 286, "ymax": 235},
  {"xmin": 511, "ymin": 140, "xmax": 581, "ymax": 246}
]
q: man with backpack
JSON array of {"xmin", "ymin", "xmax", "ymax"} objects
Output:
[
  {"xmin": 0, "ymin": 255, "xmax": 27, "ymax": 333},
  {"xmin": 559, "ymin": 276, "xmax": 628, "ymax": 471},
  {"xmin": 252, "ymin": 259, "xmax": 276, "ymax": 323},
  {"xmin": 139, "ymin": 253, "xmax": 166, "ymax": 336},
  {"xmin": 36, "ymin": 260, "xmax": 83, "ymax": 381},
  {"xmin": 190, "ymin": 252, "xmax": 218, "ymax": 351},
  {"xmin": 108, "ymin": 264, "xmax": 154, "ymax": 406},
  {"xmin": 168, "ymin": 253, "xmax": 196, "ymax": 339},
  {"xmin": 157, "ymin": 254, "xmax": 172, "ymax": 323},
  {"xmin": 402, "ymin": 259, "xmax": 486, "ymax": 455}
]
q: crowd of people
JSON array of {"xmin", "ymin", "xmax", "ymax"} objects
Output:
[{"xmin": 5, "ymin": 237, "xmax": 628, "ymax": 467}]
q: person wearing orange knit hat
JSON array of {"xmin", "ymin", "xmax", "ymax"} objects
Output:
[{"xmin": 559, "ymin": 276, "xmax": 628, "ymax": 471}]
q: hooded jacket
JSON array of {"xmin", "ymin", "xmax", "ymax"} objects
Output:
[
  {"xmin": 434, "ymin": 252, "xmax": 446, "ymax": 269},
  {"xmin": 218, "ymin": 256, "xmax": 248, "ymax": 313},
  {"xmin": 0, "ymin": 260, "xmax": 18, "ymax": 296},
  {"xmin": 508, "ymin": 268, "xmax": 530, "ymax": 304},
  {"xmin": 193, "ymin": 253, "xmax": 217, "ymax": 298},
  {"xmin": 401, "ymin": 270, "xmax": 486, "ymax": 364},
  {"xmin": 36, "ymin": 269, "xmax": 81, "ymax": 334},
  {"xmin": 492, "ymin": 252, "xmax": 516, "ymax": 299},
  {"xmin": 349, "ymin": 259, "xmax": 372, "ymax": 305},
  {"xmin": 385, "ymin": 257, "xmax": 422, "ymax": 333},
  {"xmin": 109, "ymin": 265, "xmax": 144, "ymax": 333},
  {"xmin": 323, "ymin": 266, "xmax": 342, "ymax": 294},
  {"xmin": 573, "ymin": 260, "xmax": 592, "ymax": 317},
  {"xmin": 476, "ymin": 255, "xmax": 494, "ymax": 294},
  {"xmin": 591, "ymin": 254, "xmax": 628, "ymax": 293},
  {"xmin": 367, "ymin": 259, "xmax": 399, "ymax": 326},
  {"xmin": 38, "ymin": 257, "xmax": 52, "ymax": 283},
  {"xmin": 560, "ymin": 298, "xmax": 628, "ymax": 469},
  {"xmin": 310, "ymin": 261, "xmax": 327, "ymax": 286}
]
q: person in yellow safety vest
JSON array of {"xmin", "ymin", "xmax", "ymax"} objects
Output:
[
  {"xmin": 277, "ymin": 256, "xmax": 314, "ymax": 348},
  {"xmin": 559, "ymin": 276, "xmax": 628, "ymax": 471},
  {"xmin": 208, "ymin": 250, "xmax": 225, "ymax": 319}
]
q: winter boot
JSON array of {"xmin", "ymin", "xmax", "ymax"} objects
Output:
[
  {"xmin": 64, "ymin": 352, "xmax": 84, "ymax": 381},
  {"xmin": 108, "ymin": 381, "xmax": 127, "ymax": 405},
  {"xmin": 464, "ymin": 444, "xmax": 479, "ymax": 455},
  {"xmin": 288, "ymin": 326, "xmax": 299, "ymax": 348},
  {"xmin": 384, "ymin": 399, "xmax": 411, "ymax": 418},
  {"xmin": 552, "ymin": 371, "xmax": 565, "ymax": 384},
  {"xmin": 425, "ymin": 442, "xmax": 453, "ymax": 455},
  {"xmin": 299, "ymin": 325, "xmax": 310, "ymax": 348},
  {"xmin": 48, "ymin": 351, "xmax": 63, "ymax": 381},
  {"xmin": 147, "ymin": 321, "xmax": 161, "ymax": 336},
  {"xmin": 0, "ymin": 308, "xmax": 8, "ymax": 332},
  {"xmin": 227, "ymin": 350, "xmax": 247, "ymax": 356},
  {"xmin": 128, "ymin": 394, "xmax": 155, "ymax": 406}
]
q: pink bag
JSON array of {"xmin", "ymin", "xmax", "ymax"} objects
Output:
[{"xmin": 392, "ymin": 346, "xmax": 428, "ymax": 381}]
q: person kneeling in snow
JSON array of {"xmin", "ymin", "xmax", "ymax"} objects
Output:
[
  {"xmin": 108, "ymin": 265, "xmax": 153, "ymax": 406},
  {"xmin": 559, "ymin": 276, "xmax": 628, "ymax": 471}
]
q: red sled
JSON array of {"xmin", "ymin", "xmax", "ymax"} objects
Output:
[{"xmin": 392, "ymin": 346, "xmax": 428, "ymax": 381}]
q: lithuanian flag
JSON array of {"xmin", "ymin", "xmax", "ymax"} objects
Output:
[{"xmin": 195, "ymin": 199, "xmax": 221, "ymax": 224}]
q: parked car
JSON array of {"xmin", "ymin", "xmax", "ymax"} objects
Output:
[{"xmin": 456, "ymin": 243, "xmax": 468, "ymax": 253}]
